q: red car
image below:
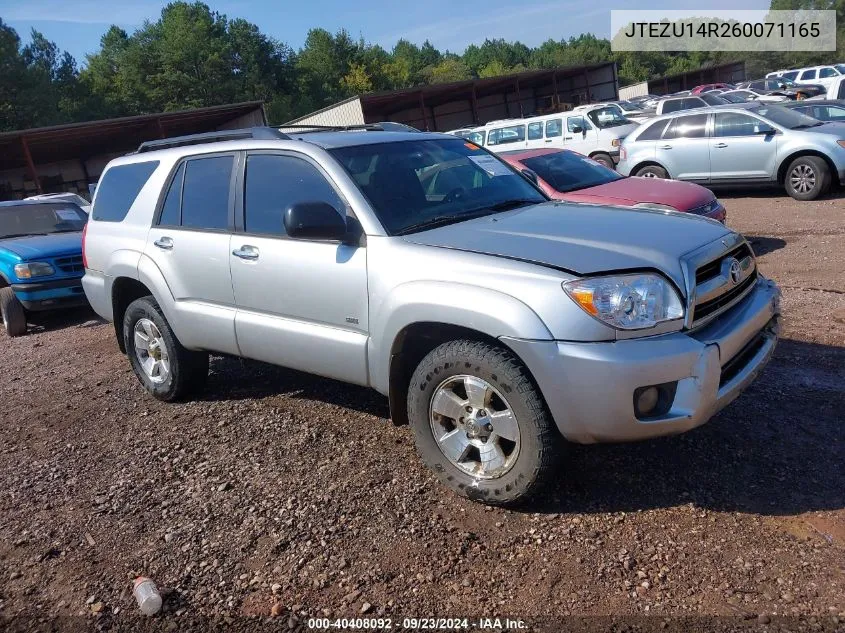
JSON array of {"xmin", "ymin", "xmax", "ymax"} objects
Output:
[
  {"xmin": 500, "ymin": 148, "xmax": 726, "ymax": 222},
  {"xmin": 690, "ymin": 83, "xmax": 734, "ymax": 94}
]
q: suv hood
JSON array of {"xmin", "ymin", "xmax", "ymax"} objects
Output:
[
  {"xmin": 402, "ymin": 202, "xmax": 731, "ymax": 289},
  {"xmin": 0, "ymin": 232, "xmax": 82, "ymax": 260}
]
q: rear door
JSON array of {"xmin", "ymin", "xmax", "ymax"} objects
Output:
[
  {"xmin": 543, "ymin": 118, "xmax": 564, "ymax": 148},
  {"xmin": 144, "ymin": 153, "xmax": 239, "ymax": 355},
  {"xmin": 524, "ymin": 121, "xmax": 546, "ymax": 150},
  {"xmin": 709, "ymin": 112, "xmax": 777, "ymax": 181},
  {"xmin": 655, "ymin": 113, "xmax": 710, "ymax": 182},
  {"xmin": 229, "ymin": 152, "xmax": 369, "ymax": 385}
]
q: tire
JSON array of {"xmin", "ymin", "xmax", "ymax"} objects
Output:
[
  {"xmin": 635, "ymin": 164, "xmax": 668, "ymax": 179},
  {"xmin": 0, "ymin": 287, "xmax": 27, "ymax": 337},
  {"xmin": 591, "ymin": 153, "xmax": 615, "ymax": 169},
  {"xmin": 407, "ymin": 339, "xmax": 562, "ymax": 506},
  {"xmin": 123, "ymin": 296, "xmax": 208, "ymax": 401},
  {"xmin": 784, "ymin": 156, "xmax": 831, "ymax": 201}
]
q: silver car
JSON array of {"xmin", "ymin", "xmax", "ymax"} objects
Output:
[
  {"xmin": 617, "ymin": 103, "xmax": 845, "ymax": 200},
  {"xmin": 82, "ymin": 126, "xmax": 780, "ymax": 504}
]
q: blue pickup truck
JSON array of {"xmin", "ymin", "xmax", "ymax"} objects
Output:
[{"xmin": 0, "ymin": 200, "xmax": 89, "ymax": 337}]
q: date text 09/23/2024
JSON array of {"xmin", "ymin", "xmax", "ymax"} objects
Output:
[{"xmin": 306, "ymin": 617, "xmax": 527, "ymax": 630}]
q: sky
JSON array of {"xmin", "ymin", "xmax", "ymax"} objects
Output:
[{"xmin": 2, "ymin": 0, "xmax": 771, "ymax": 66}]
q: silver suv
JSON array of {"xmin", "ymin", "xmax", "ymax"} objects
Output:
[
  {"xmin": 617, "ymin": 103, "xmax": 845, "ymax": 200},
  {"xmin": 83, "ymin": 125, "xmax": 781, "ymax": 504}
]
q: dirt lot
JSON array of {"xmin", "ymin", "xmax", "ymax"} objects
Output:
[{"xmin": 0, "ymin": 189, "xmax": 843, "ymax": 632}]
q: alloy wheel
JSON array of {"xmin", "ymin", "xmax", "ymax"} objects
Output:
[
  {"xmin": 428, "ymin": 375, "xmax": 521, "ymax": 479},
  {"xmin": 133, "ymin": 318, "xmax": 171, "ymax": 384}
]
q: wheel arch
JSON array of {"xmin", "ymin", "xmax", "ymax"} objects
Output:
[
  {"xmin": 375, "ymin": 283, "xmax": 553, "ymax": 426},
  {"xmin": 776, "ymin": 150, "xmax": 839, "ymax": 186}
]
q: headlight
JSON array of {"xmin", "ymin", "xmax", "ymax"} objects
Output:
[
  {"xmin": 633, "ymin": 202, "xmax": 679, "ymax": 212},
  {"xmin": 563, "ymin": 273, "xmax": 684, "ymax": 330},
  {"xmin": 14, "ymin": 262, "xmax": 55, "ymax": 279}
]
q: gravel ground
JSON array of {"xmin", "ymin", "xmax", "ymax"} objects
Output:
[{"xmin": 0, "ymin": 189, "xmax": 843, "ymax": 632}]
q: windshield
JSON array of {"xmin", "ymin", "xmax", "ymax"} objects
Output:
[
  {"xmin": 587, "ymin": 106, "xmax": 630, "ymax": 128},
  {"xmin": 835, "ymin": 64, "xmax": 845, "ymax": 74},
  {"xmin": 700, "ymin": 93, "xmax": 729, "ymax": 106},
  {"xmin": 330, "ymin": 139, "xmax": 546, "ymax": 235},
  {"xmin": 751, "ymin": 104, "xmax": 823, "ymax": 129},
  {"xmin": 520, "ymin": 150, "xmax": 622, "ymax": 193},
  {"xmin": 721, "ymin": 91, "xmax": 750, "ymax": 103},
  {"xmin": 617, "ymin": 100, "xmax": 643, "ymax": 111},
  {"xmin": 0, "ymin": 203, "xmax": 87, "ymax": 239}
]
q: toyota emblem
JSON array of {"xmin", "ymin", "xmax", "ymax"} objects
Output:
[{"xmin": 728, "ymin": 258, "xmax": 742, "ymax": 284}]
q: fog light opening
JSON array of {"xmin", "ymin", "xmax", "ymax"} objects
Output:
[
  {"xmin": 633, "ymin": 382, "xmax": 678, "ymax": 420},
  {"xmin": 636, "ymin": 387, "xmax": 659, "ymax": 416}
]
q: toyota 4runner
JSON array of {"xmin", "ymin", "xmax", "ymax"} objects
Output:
[{"xmin": 82, "ymin": 125, "xmax": 781, "ymax": 505}]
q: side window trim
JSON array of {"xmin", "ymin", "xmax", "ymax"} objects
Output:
[
  {"xmin": 236, "ymin": 149, "xmax": 354, "ymax": 242},
  {"xmin": 152, "ymin": 151, "xmax": 239, "ymax": 232}
]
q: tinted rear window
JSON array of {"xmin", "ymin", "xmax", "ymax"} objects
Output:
[
  {"xmin": 181, "ymin": 156, "xmax": 234, "ymax": 230},
  {"xmin": 92, "ymin": 161, "xmax": 159, "ymax": 222}
]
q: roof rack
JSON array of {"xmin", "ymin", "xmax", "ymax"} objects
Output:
[
  {"xmin": 135, "ymin": 127, "xmax": 290, "ymax": 153},
  {"xmin": 278, "ymin": 122, "xmax": 420, "ymax": 133}
]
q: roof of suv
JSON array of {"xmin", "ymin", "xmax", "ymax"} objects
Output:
[{"xmin": 288, "ymin": 130, "xmax": 451, "ymax": 148}]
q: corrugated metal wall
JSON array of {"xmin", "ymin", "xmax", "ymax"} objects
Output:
[
  {"xmin": 287, "ymin": 98, "xmax": 364, "ymax": 127},
  {"xmin": 619, "ymin": 82, "xmax": 649, "ymax": 100}
]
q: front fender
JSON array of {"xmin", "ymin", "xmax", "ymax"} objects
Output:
[{"xmin": 369, "ymin": 281, "xmax": 553, "ymax": 394}]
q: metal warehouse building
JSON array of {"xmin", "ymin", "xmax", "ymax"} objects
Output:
[
  {"xmin": 0, "ymin": 102, "xmax": 266, "ymax": 201},
  {"xmin": 288, "ymin": 62, "xmax": 620, "ymax": 131},
  {"xmin": 618, "ymin": 61, "xmax": 746, "ymax": 100}
]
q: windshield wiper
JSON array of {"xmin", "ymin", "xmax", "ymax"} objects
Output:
[
  {"xmin": 395, "ymin": 199, "xmax": 540, "ymax": 235},
  {"xmin": 791, "ymin": 122, "xmax": 824, "ymax": 129},
  {"xmin": 1, "ymin": 232, "xmax": 48, "ymax": 239}
]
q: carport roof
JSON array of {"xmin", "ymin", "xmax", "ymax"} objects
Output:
[
  {"xmin": 0, "ymin": 101, "xmax": 265, "ymax": 171},
  {"xmin": 359, "ymin": 62, "xmax": 617, "ymax": 115}
]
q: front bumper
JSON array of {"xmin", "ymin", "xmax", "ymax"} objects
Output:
[
  {"xmin": 11, "ymin": 278, "xmax": 88, "ymax": 312},
  {"xmin": 502, "ymin": 278, "xmax": 780, "ymax": 444}
]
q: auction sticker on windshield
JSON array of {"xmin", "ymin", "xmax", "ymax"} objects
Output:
[{"xmin": 468, "ymin": 155, "xmax": 512, "ymax": 177}]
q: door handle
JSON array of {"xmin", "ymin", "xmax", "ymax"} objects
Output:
[
  {"xmin": 714, "ymin": 142, "xmax": 728, "ymax": 148},
  {"xmin": 564, "ymin": 136, "xmax": 573, "ymax": 140},
  {"xmin": 153, "ymin": 237, "xmax": 173, "ymax": 250},
  {"xmin": 232, "ymin": 245, "xmax": 259, "ymax": 260},
  {"xmin": 544, "ymin": 139, "xmax": 552, "ymax": 143},
  {"xmin": 658, "ymin": 145, "xmax": 672, "ymax": 150}
]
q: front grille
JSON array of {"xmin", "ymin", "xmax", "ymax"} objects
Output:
[
  {"xmin": 695, "ymin": 243, "xmax": 752, "ymax": 285},
  {"xmin": 54, "ymin": 255, "xmax": 84, "ymax": 274},
  {"xmin": 694, "ymin": 269, "xmax": 757, "ymax": 322}
]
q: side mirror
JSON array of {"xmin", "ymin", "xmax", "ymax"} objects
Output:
[
  {"xmin": 521, "ymin": 168, "xmax": 540, "ymax": 186},
  {"xmin": 284, "ymin": 202, "xmax": 348, "ymax": 241},
  {"xmin": 755, "ymin": 125, "xmax": 776, "ymax": 135},
  {"xmin": 572, "ymin": 126, "xmax": 584, "ymax": 134}
]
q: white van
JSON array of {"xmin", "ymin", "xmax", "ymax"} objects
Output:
[{"xmin": 475, "ymin": 107, "xmax": 638, "ymax": 168}]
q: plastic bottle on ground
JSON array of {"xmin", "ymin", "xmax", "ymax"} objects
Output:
[{"xmin": 133, "ymin": 576, "xmax": 163, "ymax": 615}]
